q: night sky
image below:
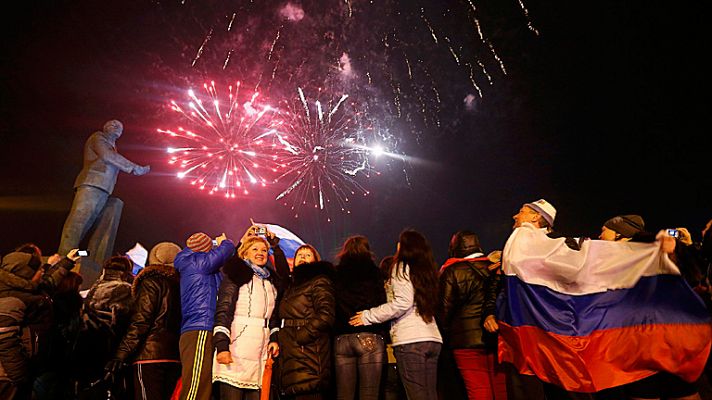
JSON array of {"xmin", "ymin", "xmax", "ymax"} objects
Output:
[{"xmin": 1, "ymin": 1, "xmax": 709, "ymax": 263}]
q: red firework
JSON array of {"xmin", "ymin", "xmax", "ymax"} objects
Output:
[{"xmin": 158, "ymin": 81, "xmax": 281, "ymax": 199}]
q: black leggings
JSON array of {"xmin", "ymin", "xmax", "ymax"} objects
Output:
[{"xmin": 218, "ymin": 383, "xmax": 260, "ymax": 400}]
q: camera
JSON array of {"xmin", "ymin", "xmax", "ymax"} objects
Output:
[
  {"xmin": 666, "ymin": 229, "xmax": 680, "ymax": 238},
  {"xmin": 212, "ymin": 239, "xmax": 218, "ymax": 246},
  {"xmin": 77, "ymin": 250, "xmax": 89, "ymax": 257},
  {"xmin": 256, "ymin": 226, "xmax": 267, "ymax": 235}
]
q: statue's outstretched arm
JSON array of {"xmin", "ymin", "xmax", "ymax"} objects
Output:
[{"xmin": 93, "ymin": 137, "xmax": 140, "ymax": 173}]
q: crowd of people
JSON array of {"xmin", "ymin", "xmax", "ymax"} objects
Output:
[{"xmin": 1, "ymin": 199, "xmax": 711, "ymax": 400}]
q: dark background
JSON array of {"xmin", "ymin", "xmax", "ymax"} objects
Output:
[{"xmin": 1, "ymin": 1, "xmax": 709, "ymax": 263}]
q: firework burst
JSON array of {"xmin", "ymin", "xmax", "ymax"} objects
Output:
[
  {"xmin": 158, "ymin": 81, "xmax": 280, "ymax": 199},
  {"xmin": 270, "ymin": 88, "xmax": 387, "ymax": 219},
  {"xmin": 154, "ymin": 0, "xmax": 539, "ymax": 136}
]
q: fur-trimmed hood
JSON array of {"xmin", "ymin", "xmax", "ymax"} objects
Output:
[
  {"xmin": 132, "ymin": 263, "xmax": 180, "ymax": 295},
  {"xmin": 292, "ymin": 260, "xmax": 334, "ymax": 285}
]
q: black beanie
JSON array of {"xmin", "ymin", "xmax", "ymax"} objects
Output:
[{"xmin": 604, "ymin": 215, "xmax": 645, "ymax": 238}]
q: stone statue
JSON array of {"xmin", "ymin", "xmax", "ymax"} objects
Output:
[{"xmin": 58, "ymin": 120, "xmax": 150, "ymax": 256}]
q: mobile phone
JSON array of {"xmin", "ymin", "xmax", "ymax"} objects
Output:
[
  {"xmin": 666, "ymin": 229, "xmax": 680, "ymax": 238},
  {"xmin": 212, "ymin": 239, "xmax": 218, "ymax": 246},
  {"xmin": 77, "ymin": 250, "xmax": 89, "ymax": 257}
]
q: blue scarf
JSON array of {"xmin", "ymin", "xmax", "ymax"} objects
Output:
[{"xmin": 247, "ymin": 260, "xmax": 270, "ymax": 279}]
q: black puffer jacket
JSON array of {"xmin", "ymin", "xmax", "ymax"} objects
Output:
[
  {"xmin": 114, "ymin": 264, "xmax": 182, "ymax": 363},
  {"xmin": 333, "ymin": 255, "xmax": 386, "ymax": 336},
  {"xmin": 278, "ymin": 261, "xmax": 335, "ymax": 396},
  {"xmin": 438, "ymin": 258, "xmax": 497, "ymax": 349}
]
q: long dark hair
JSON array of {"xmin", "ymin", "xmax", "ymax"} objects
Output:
[
  {"xmin": 336, "ymin": 235, "xmax": 373, "ymax": 261},
  {"xmin": 393, "ymin": 230, "xmax": 439, "ymax": 323}
]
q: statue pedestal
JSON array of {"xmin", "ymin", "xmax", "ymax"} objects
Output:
[{"xmin": 80, "ymin": 197, "xmax": 124, "ymax": 289}]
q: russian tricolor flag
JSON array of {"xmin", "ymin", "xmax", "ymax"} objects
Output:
[{"xmin": 497, "ymin": 224, "xmax": 712, "ymax": 393}]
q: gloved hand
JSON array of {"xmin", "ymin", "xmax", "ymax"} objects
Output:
[
  {"xmin": 265, "ymin": 230, "xmax": 280, "ymax": 247},
  {"xmin": 103, "ymin": 359, "xmax": 125, "ymax": 381}
]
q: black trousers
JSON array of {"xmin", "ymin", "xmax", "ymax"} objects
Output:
[{"xmin": 133, "ymin": 362, "xmax": 181, "ymax": 400}]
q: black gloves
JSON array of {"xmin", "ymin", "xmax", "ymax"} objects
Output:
[
  {"xmin": 266, "ymin": 234, "xmax": 280, "ymax": 247},
  {"xmin": 103, "ymin": 359, "xmax": 126, "ymax": 381}
]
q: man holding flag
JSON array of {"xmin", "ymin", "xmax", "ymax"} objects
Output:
[{"xmin": 484, "ymin": 199, "xmax": 711, "ymax": 399}]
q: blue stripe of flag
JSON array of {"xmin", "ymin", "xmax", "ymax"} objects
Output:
[{"xmin": 498, "ymin": 275, "xmax": 710, "ymax": 336}]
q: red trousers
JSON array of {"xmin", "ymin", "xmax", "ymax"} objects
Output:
[{"xmin": 453, "ymin": 349, "xmax": 507, "ymax": 400}]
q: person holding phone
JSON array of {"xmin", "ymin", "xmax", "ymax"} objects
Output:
[
  {"xmin": 174, "ymin": 232, "xmax": 236, "ymax": 400},
  {"xmin": 213, "ymin": 226, "xmax": 290, "ymax": 400},
  {"xmin": 596, "ymin": 215, "xmax": 701, "ymax": 400}
]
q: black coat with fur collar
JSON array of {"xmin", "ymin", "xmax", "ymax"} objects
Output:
[
  {"xmin": 114, "ymin": 264, "xmax": 181, "ymax": 362},
  {"xmin": 278, "ymin": 261, "xmax": 335, "ymax": 396}
]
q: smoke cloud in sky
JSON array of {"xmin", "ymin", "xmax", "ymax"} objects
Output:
[{"xmin": 279, "ymin": 3, "xmax": 305, "ymax": 22}]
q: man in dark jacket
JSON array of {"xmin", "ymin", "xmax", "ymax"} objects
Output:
[
  {"xmin": 0, "ymin": 246, "xmax": 79, "ymax": 399},
  {"xmin": 0, "ymin": 297, "xmax": 26, "ymax": 400},
  {"xmin": 73, "ymin": 255, "xmax": 134, "ymax": 394},
  {"xmin": 438, "ymin": 230, "xmax": 505, "ymax": 400},
  {"xmin": 105, "ymin": 242, "xmax": 183, "ymax": 400},
  {"xmin": 174, "ymin": 232, "xmax": 235, "ymax": 400}
]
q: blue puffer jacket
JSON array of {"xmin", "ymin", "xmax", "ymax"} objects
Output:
[{"xmin": 174, "ymin": 240, "xmax": 235, "ymax": 334}]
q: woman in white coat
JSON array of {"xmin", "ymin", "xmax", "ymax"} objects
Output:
[{"xmin": 213, "ymin": 229, "xmax": 289, "ymax": 399}]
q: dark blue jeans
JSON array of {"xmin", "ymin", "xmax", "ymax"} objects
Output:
[
  {"xmin": 334, "ymin": 333, "xmax": 386, "ymax": 400},
  {"xmin": 393, "ymin": 341, "xmax": 441, "ymax": 400}
]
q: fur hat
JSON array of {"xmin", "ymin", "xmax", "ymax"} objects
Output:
[
  {"xmin": 103, "ymin": 256, "xmax": 132, "ymax": 272},
  {"xmin": 148, "ymin": 242, "xmax": 182, "ymax": 267},
  {"xmin": 187, "ymin": 232, "xmax": 213, "ymax": 253},
  {"xmin": 604, "ymin": 215, "xmax": 645, "ymax": 238}
]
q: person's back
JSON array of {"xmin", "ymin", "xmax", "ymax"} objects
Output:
[
  {"xmin": 333, "ymin": 253, "xmax": 387, "ymax": 335},
  {"xmin": 439, "ymin": 258, "xmax": 495, "ymax": 349},
  {"xmin": 107, "ymin": 257, "xmax": 183, "ymax": 400},
  {"xmin": 173, "ymin": 238, "xmax": 234, "ymax": 334},
  {"xmin": 332, "ymin": 237, "xmax": 387, "ymax": 400},
  {"xmin": 114, "ymin": 263, "xmax": 182, "ymax": 363},
  {"xmin": 173, "ymin": 232, "xmax": 234, "ymax": 400}
]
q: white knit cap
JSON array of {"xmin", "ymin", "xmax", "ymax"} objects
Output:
[{"xmin": 525, "ymin": 199, "xmax": 557, "ymax": 226}]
